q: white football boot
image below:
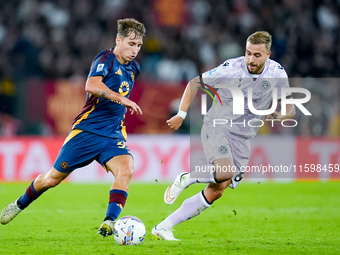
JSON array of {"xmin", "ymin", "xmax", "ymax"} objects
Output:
[
  {"xmin": 97, "ymin": 220, "xmax": 115, "ymax": 238},
  {"xmin": 164, "ymin": 172, "xmax": 189, "ymax": 205},
  {"xmin": 0, "ymin": 199, "xmax": 23, "ymax": 225},
  {"xmin": 152, "ymin": 225, "xmax": 180, "ymax": 241}
]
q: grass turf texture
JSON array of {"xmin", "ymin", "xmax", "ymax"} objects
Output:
[{"xmin": 0, "ymin": 181, "xmax": 339, "ymax": 255}]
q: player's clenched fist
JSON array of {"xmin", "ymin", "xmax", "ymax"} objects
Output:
[{"xmin": 166, "ymin": 115, "xmax": 184, "ymax": 130}]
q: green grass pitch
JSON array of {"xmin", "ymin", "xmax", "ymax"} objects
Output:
[{"xmin": 0, "ymin": 181, "xmax": 339, "ymax": 255}]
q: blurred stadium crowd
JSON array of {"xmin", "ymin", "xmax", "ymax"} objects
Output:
[{"xmin": 0, "ymin": 0, "xmax": 339, "ymax": 136}]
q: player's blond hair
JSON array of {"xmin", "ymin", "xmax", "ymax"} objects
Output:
[
  {"xmin": 247, "ymin": 31, "xmax": 272, "ymax": 52},
  {"xmin": 117, "ymin": 18, "xmax": 146, "ymax": 39}
]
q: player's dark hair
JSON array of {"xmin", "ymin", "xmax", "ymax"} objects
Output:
[
  {"xmin": 117, "ymin": 18, "xmax": 146, "ymax": 39},
  {"xmin": 247, "ymin": 31, "xmax": 272, "ymax": 51}
]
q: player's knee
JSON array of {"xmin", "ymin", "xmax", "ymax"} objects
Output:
[
  {"xmin": 215, "ymin": 171, "xmax": 234, "ymax": 182},
  {"xmin": 117, "ymin": 166, "xmax": 133, "ymax": 181}
]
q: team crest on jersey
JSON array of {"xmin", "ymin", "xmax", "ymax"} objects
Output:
[
  {"xmin": 260, "ymin": 80, "xmax": 271, "ymax": 91},
  {"xmin": 218, "ymin": 146, "xmax": 228, "ymax": 155},
  {"xmin": 131, "ymin": 72, "xmax": 135, "ymax": 81},
  {"xmin": 96, "ymin": 63, "xmax": 104, "ymax": 72},
  {"xmin": 61, "ymin": 161, "xmax": 68, "ymax": 169}
]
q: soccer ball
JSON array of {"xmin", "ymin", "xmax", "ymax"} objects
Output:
[{"xmin": 113, "ymin": 216, "xmax": 146, "ymax": 245}]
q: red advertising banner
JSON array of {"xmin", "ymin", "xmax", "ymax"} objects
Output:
[
  {"xmin": 296, "ymin": 138, "xmax": 340, "ymax": 180},
  {"xmin": 0, "ymin": 137, "xmax": 63, "ymax": 181},
  {"xmin": 0, "ymin": 136, "xmax": 339, "ymax": 182}
]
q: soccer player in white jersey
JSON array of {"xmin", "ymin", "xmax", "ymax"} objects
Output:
[{"xmin": 152, "ymin": 31, "xmax": 296, "ymax": 241}]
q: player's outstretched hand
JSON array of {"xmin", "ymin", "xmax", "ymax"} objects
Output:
[
  {"xmin": 166, "ymin": 115, "xmax": 184, "ymax": 130},
  {"xmin": 120, "ymin": 97, "xmax": 143, "ymax": 115}
]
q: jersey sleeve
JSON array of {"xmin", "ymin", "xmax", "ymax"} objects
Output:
[
  {"xmin": 87, "ymin": 50, "xmax": 113, "ymax": 79},
  {"xmin": 132, "ymin": 59, "xmax": 141, "ymax": 79},
  {"xmin": 275, "ymin": 65, "xmax": 292, "ymax": 100},
  {"xmin": 201, "ymin": 61, "xmax": 230, "ymax": 87}
]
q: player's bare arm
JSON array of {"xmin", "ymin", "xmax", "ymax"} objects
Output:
[
  {"xmin": 266, "ymin": 103, "xmax": 296, "ymax": 121},
  {"xmin": 86, "ymin": 76, "xmax": 142, "ymax": 115},
  {"xmin": 167, "ymin": 76, "xmax": 200, "ymax": 130}
]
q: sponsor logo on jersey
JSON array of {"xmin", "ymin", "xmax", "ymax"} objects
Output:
[
  {"xmin": 115, "ymin": 68, "xmax": 122, "ymax": 76},
  {"xmin": 111, "ymin": 100, "xmax": 122, "ymax": 105},
  {"xmin": 119, "ymin": 81, "xmax": 130, "ymax": 96},
  {"xmin": 96, "ymin": 63, "xmax": 104, "ymax": 72}
]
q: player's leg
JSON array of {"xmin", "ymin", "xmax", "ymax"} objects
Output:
[
  {"xmin": 156, "ymin": 129, "xmax": 249, "ymax": 240},
  {"xmin": 164, "ymin": 157, "xmax": 234, "ymax": 205},
  {"xmin": 0, "ymin": 168, "xmax": 70, "ymax": 225},
  {"xmin": 154, "ymin": 140, "xmax": 247, "ymax": 240},
  {"xmin": 105, "ymin": 154, "xmax": 133, "ymax": 220},
  {"xmin": 202, "ymin": 179, "xmax": 231, "ymax": 203},
  {"xmin": 97, "ymin": 154, "xmax": 134, "ymax": 237},
  {"xmin": 153, "ymin": 180, "xmax": 231, "ymax": 240},
  {"xmin": 1, "ymin": 129, "xmax": 102, "ymax": 225},
  {"xmin": 164, "ymin": 123, "xmax": 235, "ymax": 205}
]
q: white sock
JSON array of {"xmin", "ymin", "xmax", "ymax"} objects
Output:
[
  {"xmin": 158, "ymin": 191, "xmax": 211, "ymax": 229},
  {"xmin": 157, "ymin": 217, "xmax": 174, "ymax": 230}
]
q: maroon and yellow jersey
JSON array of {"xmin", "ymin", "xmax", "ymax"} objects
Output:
[{"xmin": 72, "ymin": 49, "xmax": 140, "ymax": 140}]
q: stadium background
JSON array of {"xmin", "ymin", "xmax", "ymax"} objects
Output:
[{"xmin": 0, "ymin": 0, "xmax": 339, "ymax": 183}]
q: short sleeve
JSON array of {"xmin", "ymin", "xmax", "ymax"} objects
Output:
[
  {"xmin": 275, "ymin": 66, "xmax": 291, "ymax": 100},
  {"xmin": 201, "ymin": 61, "xmax": 230, "ymax": 88},
  {"xmin": 87, "ymin": 50, "xmax": 113, "ymax": 79}
]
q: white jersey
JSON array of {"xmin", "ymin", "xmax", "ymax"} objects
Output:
[{"xmin": 201, "ymin": 56, "xmax": 290, "ymax": 140}]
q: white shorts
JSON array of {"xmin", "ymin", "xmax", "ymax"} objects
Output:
[{"xmin": 201, "ymin": 123, "xmax": 251, "ymax": 189}]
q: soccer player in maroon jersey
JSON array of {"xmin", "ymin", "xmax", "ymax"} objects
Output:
[{"xmin": 1, "ymin": 18, "xmax": 145, "ymax": 238}]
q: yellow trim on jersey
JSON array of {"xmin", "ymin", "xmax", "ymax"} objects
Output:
[
  {"xmin": 72, "ymin": 97, "xmax": 99, "ymax": 129},
  {"xmin": 120, "ymin": 115, "xmax": 127, "ymax": 140},
  {"xmin": 121, "ymin": 125, "xmax": 127, "ymax": 140},
  {"xmin": 63, "ymin": 129, "xmax": 83, "ymax": 146},
  {"xmin": 103, "ymin": 164, "xmax": 110, "ymax": 173}
]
